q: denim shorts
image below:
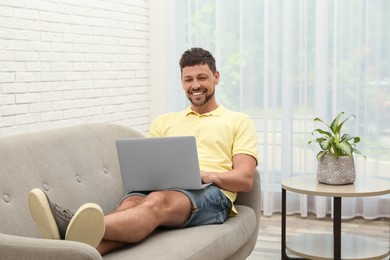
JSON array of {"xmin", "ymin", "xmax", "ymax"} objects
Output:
[{"xmin": 122, "ymin": 185, "xmax": 232, "ymax": 228}]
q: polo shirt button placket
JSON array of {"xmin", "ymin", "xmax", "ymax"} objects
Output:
[{"xmin": 196, "ymin": 115, "xmax": 201, "ymax": 124}]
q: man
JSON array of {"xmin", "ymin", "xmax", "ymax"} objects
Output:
[{"xmin": 28, "ymin": 47, "xmax": 258, "ymax": 255}]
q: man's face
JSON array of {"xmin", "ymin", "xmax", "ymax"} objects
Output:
[{"xmin": 181, "ymin": 64, "xmax": 220, "ymax": 108}]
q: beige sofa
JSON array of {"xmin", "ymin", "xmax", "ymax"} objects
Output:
[{"xmin": 0, "ymin": 123, "xmax": 260, "ymax": 260}]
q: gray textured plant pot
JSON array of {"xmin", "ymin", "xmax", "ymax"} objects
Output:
[{"xmin": 317, "ymin": 155, "xmax": 356, "ymax": 185}]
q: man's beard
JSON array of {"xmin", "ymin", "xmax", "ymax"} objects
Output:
[{"xmin": 187, "ymin": 88, "xmax": 215, "ymax": 107}]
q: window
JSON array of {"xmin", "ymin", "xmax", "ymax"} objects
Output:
[{"xmin": 154, "ymin": 0, "xmax": 390, "ymax": 218}]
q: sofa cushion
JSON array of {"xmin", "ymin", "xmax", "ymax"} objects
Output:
[{"xmin": 103, "ymin": 205, "xmax": 256, "ymax": 260}]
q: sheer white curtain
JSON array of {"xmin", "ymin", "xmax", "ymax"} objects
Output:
[{"xmin": 163, "ymin": 0, "xmax": 390, "ymax": 219}]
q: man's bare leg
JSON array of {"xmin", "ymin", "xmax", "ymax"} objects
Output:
[
  {"xmin": 96, "ymin": 195, "xmax": 145, "ymax": 254},
  {"xmin": 97, "ymin": 190, "xmax": 192, "ymax": 255}
]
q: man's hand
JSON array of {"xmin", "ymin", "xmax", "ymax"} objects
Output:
[
  {"xmin": 200, "ymin": 170, "xmax": 217, "ymax": 184},
  {"xmin": 200, "ymin": 154, "xmax": 257, "ymax": 193}
]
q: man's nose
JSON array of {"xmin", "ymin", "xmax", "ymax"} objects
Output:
[{"xmin": 191, "ymin": 81, "xmax": 201, "ymax": 89}]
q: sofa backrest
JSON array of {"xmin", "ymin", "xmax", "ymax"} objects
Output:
[{"xmin": 0, "ymin": 123, "xmax": 143, "ymax": 238}]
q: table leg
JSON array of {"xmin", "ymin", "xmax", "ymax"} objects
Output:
[
  {"xmin": 282, "ymin": 188, "xmax": 287, "ymax": 259},
  {"xmin": 334, "ymin": 197, "xmax": 342, "ymax": 260}
]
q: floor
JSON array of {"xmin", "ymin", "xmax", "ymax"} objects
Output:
[{"xmin": 247, "ymin": 213, "xmax": 390, "ymax": 259}]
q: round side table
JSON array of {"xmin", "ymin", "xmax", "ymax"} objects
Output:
[{"xmin": 281, "ymin": 175, "xmax": 390, "ymax": 260}]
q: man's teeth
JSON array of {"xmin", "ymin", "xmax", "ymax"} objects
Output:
[{"xmin": 192, "ymin": 92, "xmax": 204, "ymax": 96}]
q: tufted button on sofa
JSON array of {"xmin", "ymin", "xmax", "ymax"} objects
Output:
[{"xmin": 0, "ymin": 123, "xmax": 260, "ymax": 260}]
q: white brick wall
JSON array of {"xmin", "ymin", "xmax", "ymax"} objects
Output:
[{"xmin": 0, "ymin": 0, "xmax": 151, "ymax": 137}]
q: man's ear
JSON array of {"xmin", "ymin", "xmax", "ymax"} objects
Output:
[{"xmin": 214, "ymin": 71, "xmax": 220, "ymax": 85}]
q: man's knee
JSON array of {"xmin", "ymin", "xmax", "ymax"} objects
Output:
[
  {"xmin": 142, "ymin": 191, "xmax": 169, "ymax": 211},
  {"xmin": 144, "ymin": 191, "xmax": 187, "ymax": 213},
  {"xmin": 144, "ymin": 191, "xmax": 192, "ymax": 227},
  {"xmin": 118, "ymin": 196, "xmax": 144, "ymax": 210}
]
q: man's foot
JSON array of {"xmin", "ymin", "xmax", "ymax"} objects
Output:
[
  {"xmin": 28, "ymin": 188, "xmax": 69, "ymax": 239},
  {"xmin": 28, "ymin": 188, "xmax": 105, "ymax": 248},
  {"xmin": 66, "ymin": 202, "xmax": 105, "ymax": 248}
]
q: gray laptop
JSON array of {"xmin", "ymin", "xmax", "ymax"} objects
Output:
[{"xmin": 116, "ymin": 136, "xmax": 208, "ymax": 191}]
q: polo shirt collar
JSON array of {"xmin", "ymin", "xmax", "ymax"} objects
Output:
[{"xmin": 184, "ymin": 105, "xmax": 226, "ymax": 117}]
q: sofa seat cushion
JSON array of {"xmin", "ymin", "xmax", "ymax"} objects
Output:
[{"xmin": 103, "ymin": 205, "xmax": 256, "ymax": 260}]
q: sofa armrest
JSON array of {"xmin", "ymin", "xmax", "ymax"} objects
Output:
[
  {"xmin": 224, "ymin": 170, "xmax": 261, "ymax": 260},
  {"xmin": 0, "ymin": 233, "xmax": 102, "ymax": 260},
  {"xmin": 235, "ymin": 169, "xmax": 261, "ymax": 220}
]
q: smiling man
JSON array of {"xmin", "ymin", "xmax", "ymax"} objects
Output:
[{"xmin": 28, "ymin": 47, "xmax": 258, "ymax": 255}]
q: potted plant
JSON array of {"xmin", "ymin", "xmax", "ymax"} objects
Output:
[{"xmin": 308, "ymin": 112, "xmax": 365, "ymax": 185}]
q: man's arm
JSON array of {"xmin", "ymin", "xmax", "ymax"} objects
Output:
[{"xmin": 200, "ymin": 153, "xmax": 257, "ymax": 193}]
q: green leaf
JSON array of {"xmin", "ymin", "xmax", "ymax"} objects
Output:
[
  {"xmin": 330, "ymin": 112, "xmax": 344, "ymax": 134},
  {"xmin": 319, "ymin": 138, "xmax": 330, "ymax": 150},
  {"xmin": 340, "ymin": 134, "xmax": 354, "ymax": 142},
  {"xmin": 314, "ymin": 117, "xmax": 331, "ymax": 131},
  {"xmin": 336, "ymin": 114, "xmax": 356, "ymax": 134},
  {"xmin": 313, "ymin": 128, "xmax": 332, "ymax": 138},
  {"xmin": 317, "ymin": 150, "xmax": 328, "ymax": 161},
  {"xmin": 341, "ymin": 134, "xmax": 361, "ymax": 144},
  {"xmin": 336, "ymin": 141, "xmax": 353, "ymax": 157},
  {"xmin": 353, "ymin": 148, "xmax": 366, "ymax": 159},
  {"xmin": 353, "ymin": 136, "xmax": 361, "ymax": 143}
]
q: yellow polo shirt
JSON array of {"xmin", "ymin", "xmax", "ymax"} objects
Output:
[{"xmin": 148, "ymin": 105, "xmax": 258, "ymax": 213}]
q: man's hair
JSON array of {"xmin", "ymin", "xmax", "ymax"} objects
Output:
[{"xmin": 179, "ymin": 48, "xmax": 217, "ymax": 73}]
